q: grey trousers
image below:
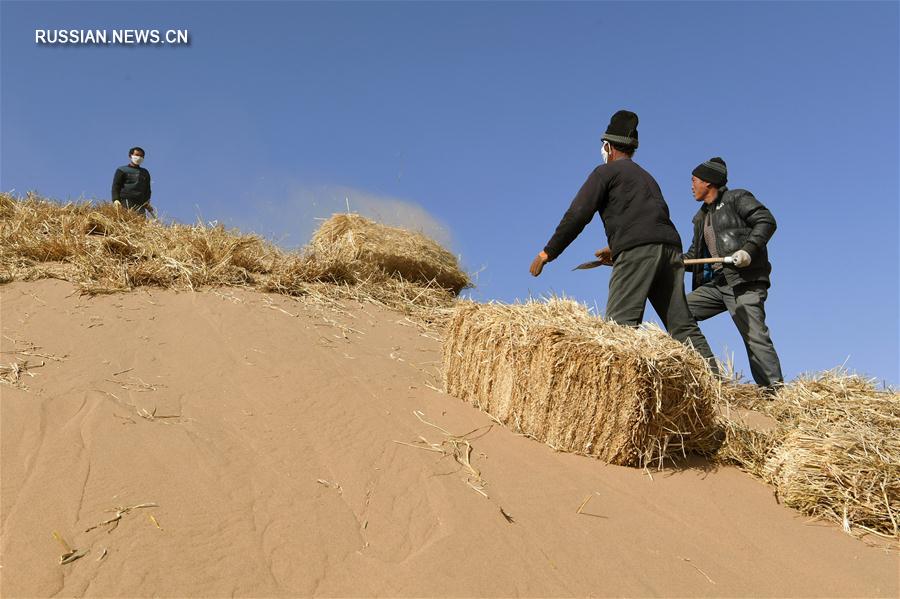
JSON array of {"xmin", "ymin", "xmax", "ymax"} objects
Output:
[
  {"xmin": 606, "ymin": 244, "xmax": 719, "ymax": 374},
  {"xmin": 687, "ymin": 277, "xmax": 784, "ymax": 389}
]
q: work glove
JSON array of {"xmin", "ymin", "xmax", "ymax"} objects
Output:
[
  {"xmin": 113, "ymin": 200, "xmax": 121, "ymax": 209},
  {"xmin": 530, "ymin": 251, "xmax": 549, "ymax": 277},
  {"xmin": 732, "ymin": 249, "xmax": 751, "ymax": 268},
  {"xmin": 594, "ymin": 246, "xmax": 613, "ymax": 265}
]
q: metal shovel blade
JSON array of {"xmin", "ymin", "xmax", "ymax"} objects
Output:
[{"xmin": 572, "ymin": 260, "xmax": 607, "ymax": 271}]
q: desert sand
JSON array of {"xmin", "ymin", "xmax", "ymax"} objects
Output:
[{"xmin": 1, "ymin": 279, "xmax": 897, "ymax": 597}]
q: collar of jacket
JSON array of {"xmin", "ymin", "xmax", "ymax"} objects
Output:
[{"xmin": 702, "ymin": 186, "xmax": 729, "ymax": 213}]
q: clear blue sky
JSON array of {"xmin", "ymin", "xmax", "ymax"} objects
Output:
[{"xmin": 2, "ymin": 1, "xmax": 898, "ymax": 385}]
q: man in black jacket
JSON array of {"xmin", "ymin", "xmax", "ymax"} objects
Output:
[
  {"xmin": 529, "ymin": 110, "xmax": 717, "ymax": 372},
  {"xmin": 111, "ymin": 147, "xmax": 155, "ymax": 216},
  {"xmin": 684, "ymin": 157, "xmax": 783, "ymax": 391}
]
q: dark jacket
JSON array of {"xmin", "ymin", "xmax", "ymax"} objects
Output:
[
  {"xmin": 543, "ymin": 158, "xmax": 682, "ymax": 261},
  {"xmin": 684, "ymin": 187, "xmax": 776, "ymax": 290},
  {"xmin": 111, "ymin": 165, "xmax": 152, "ymax": 207}
]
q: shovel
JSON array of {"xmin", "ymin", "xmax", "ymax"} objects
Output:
[{"xmin": 572, "ymin": 256, "xmax": 733, "ymax": 271}]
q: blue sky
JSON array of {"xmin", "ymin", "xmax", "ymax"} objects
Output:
[{"xmin": 2, "ymin": 1, "xmax": 898, "ymax": 385}]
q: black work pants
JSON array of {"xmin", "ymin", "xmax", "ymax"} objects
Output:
[
  {"xmin": 687, "ymin": 276, "xmax": 783, "ymax": 389},
  {"xmin": 605, "ymin": 243, "xmax": 719, "ymax": 374}
]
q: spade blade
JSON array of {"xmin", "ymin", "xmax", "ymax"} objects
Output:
[{"xmin": 572, "ymin": 260, "xmax": 607, "ymax": 271}]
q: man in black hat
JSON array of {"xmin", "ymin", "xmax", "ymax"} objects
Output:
[
  {"xmin": 529, "ymin": 110, "xmax": 718, "ymax": 372},
  {"xmin": 684, "ymin": 157, "xmax": 783, "ymax": 391},
  {"xmin": 111, "ymin": 146, "xmax": 155, "ymax": 217}
]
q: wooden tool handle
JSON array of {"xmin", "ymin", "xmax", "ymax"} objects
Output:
[{"xmin": 683, "ymin": 257, "xmax": 731, "ymax": 265}]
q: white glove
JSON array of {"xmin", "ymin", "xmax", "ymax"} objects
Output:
[
  {"xmin": 113, "ymin": 200, "xmax": 121, "ymax": 208},
  {"xmin": 732, "ymin": 249, "xmax": 751, "ymax": 268}
]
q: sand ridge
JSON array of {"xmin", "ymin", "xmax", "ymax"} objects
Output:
[{"xmin": 1, "ymin": 280, "xmax": 897, "ymax": 597}]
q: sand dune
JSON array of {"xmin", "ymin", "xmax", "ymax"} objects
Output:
[{"xmin": 1, "ymin": 279, "xmax": 897, "ymax": 597}]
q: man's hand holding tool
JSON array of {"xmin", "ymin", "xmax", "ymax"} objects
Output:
[
  {"xmin": 731, "ymin": 249, "xmax": 751, "ymax": 268},
  {"xmin": 594, "ymin": 246, "xmax": 612, "ymax": 265}
]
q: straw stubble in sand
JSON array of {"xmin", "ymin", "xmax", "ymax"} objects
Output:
[{"xmin": 443, "ymin": 299, "xmax": 722, "ymax": 468}]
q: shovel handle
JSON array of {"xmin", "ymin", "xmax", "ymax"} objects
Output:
[
  {"xmin": 684, "ymin": 256, "xmax": 733, "ymax": 265},
  {"xmin": 574, "ymin": 255, "xmax": 733, "ymax": 271}
]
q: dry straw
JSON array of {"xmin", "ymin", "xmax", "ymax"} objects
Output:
[
  {"xmin": 6, "ymin": 194, "xmax": 898, "ymax": 538},
  {"xmin": 717, "ymin": 371, "xmax": 899, "ymax": 539},
  {"xmin": 442, "ymin": 298, "xmax": 723, "ymax": 468},
  {"xmin": 0, "ymin": 193, "xmax": 468, "ymax": 328},
  {"xmin": 309, "ymin": 213, "xmax": 471, "ymax": 294}
]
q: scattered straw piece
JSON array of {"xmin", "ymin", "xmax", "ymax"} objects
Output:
[
  {"xmin": 60, "ymin": 549, "xmax": 88, "ymax": 565},
  {"xmin": 316, "ymin": 479, "xmax": 344, "ymax": 494},
  {"xmin": 394, "ymin": 410, "xmax": 492, "ymax": 498},
  {"xmin": 679, "ymin": 556, "xmax": 715, "ymax": 585},
  {"xmin": 84, "ymin": 502, "xmax": 159, "ymax": 533},
  {"xmin": 576, "ymin": 493, "xmax": 605, "ymax": 518},
  {"xmin": 0, "ymin": 359, "xmax": 45, "ymax": 389},
  {"xmin": 52, "ymin": 531, "xmax": 87, "ymax": 565},
  {"xmin": 148, "ymin": 514, "xmax": 162, "ymax": 530},
  {"xmin": 576, "ymin": 495, "xmax": 593, "ymax": 514}
]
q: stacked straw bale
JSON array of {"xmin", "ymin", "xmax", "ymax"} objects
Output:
[
  {"xmin": 0, "ymin": 194, "xmax": 467, "ymax": 327},
  {"xmin": 442, "ymin": 299, "xmax": 722, "ymax": 468},
  {"xmin": 717, "ymin": 371, "xmax": 900, "ymax": 539},
  {"xmin": 309, "ymin": 213, "xmax": 471, "ymax": 294}
]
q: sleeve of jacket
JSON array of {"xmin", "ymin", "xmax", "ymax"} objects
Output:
[
  {"xmin": 734, "ymin": 190, "xmax": 776, "ymax": 257},
  {"xmin": 111, "ymin": 168, "xmax": 124, "ymax": 201},
  {"xmin": 146, "ymin": 170, "xmax": 152, "ymax": 201},
  {"xmin": 542, "ymin": 167, "xmax": 606, "ymax": 262}
]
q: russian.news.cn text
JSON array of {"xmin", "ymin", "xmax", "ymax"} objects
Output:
[{"xmin": 35, "ymin": 29, "xmax": 190, "ymax": 45}]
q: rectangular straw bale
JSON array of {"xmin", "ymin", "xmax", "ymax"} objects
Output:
[
  {"xmin": 310, "ymin": 213, "xmax": 470, "ymax": 294},
  {"xmin": 442, "ymin": 299, "xmax": 722, "ymax": 468}
]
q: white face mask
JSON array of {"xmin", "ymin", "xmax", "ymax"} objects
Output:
[
  {"xmin": 131, "ymin": 155, "xmax": 144, "ymax": 165},
  {"xmin": 601, "ymin": 141, "xmax": 611, "ymax": 164}
]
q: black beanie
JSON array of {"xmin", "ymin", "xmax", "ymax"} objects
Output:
[
  {"xmin": 692, "ymin": 157, "xmax": 728, "ymax": 187},
  {"xmin": 601, "ymin": 110, "xmax": 639, "ymax": 149}
]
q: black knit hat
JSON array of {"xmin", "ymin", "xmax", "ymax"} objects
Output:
[
  {"xmin": 601, "ymin": 110, "xmax": 639, "ymax": 149},
  {"xmin": 692, "ymin": 157, "xmax": 728, "ymax": 187}
]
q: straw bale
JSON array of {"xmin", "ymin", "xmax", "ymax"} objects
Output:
[
  {"xmin": 442, "ymin": 299, "xmax": 722, "ymax": 468},
  {"xmin": 310, "ymin": 213, "xmax": 471, "ymax": 294},
  {"xmin": 763, "ymin": 373, "xmax": 899, "ymax": 538},
  {"xmin": 715, "ymin": 371, "xmax": 900, "ymax": 538}
]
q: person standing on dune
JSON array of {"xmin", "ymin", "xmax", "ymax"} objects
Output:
[
  {"xmin": 529, "ymin": 110, "xmax": 718, "ymax": 373},
  {"xmin": 111, "ymin": 146, "xmax": 155, "ymax": 217},
  {"xmin": 684, "ymin": 157, "xmax": 783, "ymax": 392}
]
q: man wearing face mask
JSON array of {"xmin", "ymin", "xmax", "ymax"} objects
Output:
[
  {"xmin": 111, "ymin": 146, "xmax": 155, "ymax": 217},
  {"xmin": 684, "ymin": 157, "xmax": 783, "ymax": 392},
  {"xmin": 529, "ymin": 110, "xmax": 718, "ymax": 373}
]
